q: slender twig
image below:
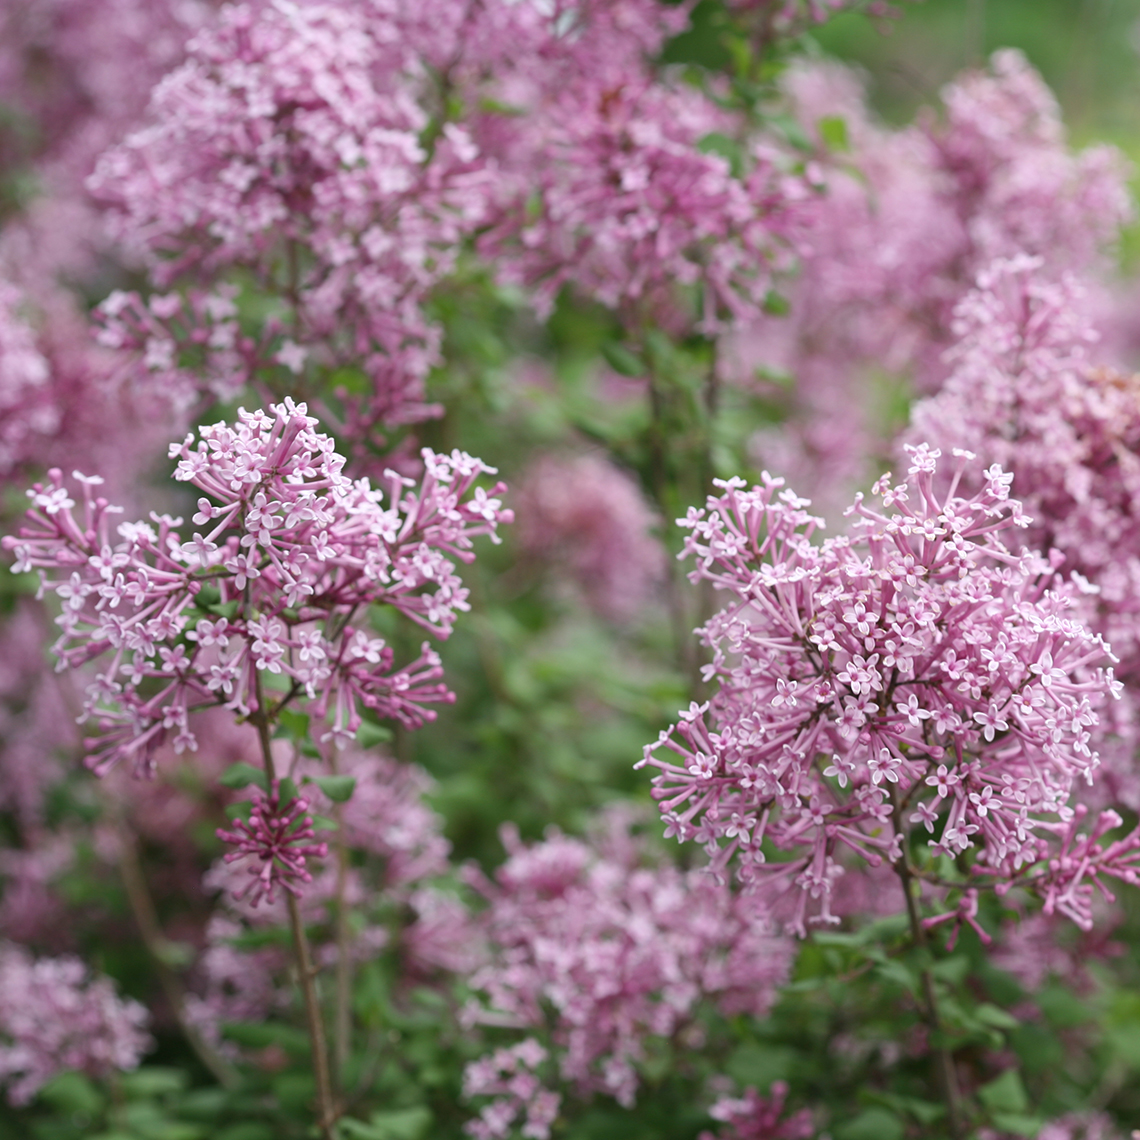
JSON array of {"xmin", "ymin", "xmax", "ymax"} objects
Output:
[
  {"xmin": 252, "ymin": 676, "xmax": 337, "ymax": 1138},
  {"xmin": 891, "ymin": 793, "xmax": 965, "ymax": 1140},
  {"xmin": 329, "ymin": 745, "xmax": 354, "ymax": 1081}
]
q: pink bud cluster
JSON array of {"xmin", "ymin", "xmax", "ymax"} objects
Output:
[
  {"xmin": 464, "ymin": 816, "xmax": 793, "ymax": 1122},
  {"xmin": 0, "ymin": 940, "xmax": 151, "ymax": 1105},
  {"xmin": 3, "ymin": 399, "xmax": 512, "ymax": 775},
  {"xmin": 188, "ymin": 750, "xmax": 469, "ymax": 1054},
  {"xmin": 639, "ymin": 445, "xmax": 1125, "ymax": 934},
  {"xmin": 216, "ymin": 780, "xmax": 327, "ymax": 907},
  {"xmin": 463, "ymin": 1039, "xmax": 561, "ymax": 1140}
]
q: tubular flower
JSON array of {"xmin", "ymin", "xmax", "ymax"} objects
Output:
[
  {"xmin": 639, "ymin": 445, "xmax": 1123, "ymax": 934},
  {"xmin": 3, "ymin": 399, "xmax": 512, "ymax": 775}
]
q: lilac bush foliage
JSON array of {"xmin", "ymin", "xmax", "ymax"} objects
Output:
[
  {"xmin": 463, "ymin": 813, "xmax": 793, "ymax": 1127},
  {"xmin": 639, "ymin": 445, "xmax": 1132, "ymax": 933},
  {"xmin": 0, "ymin": 941, "xmax": 151, "ymax": 1105},
  {"xmin": 3, "ymin": 399, "xmax": 511, "ymax": 775}
]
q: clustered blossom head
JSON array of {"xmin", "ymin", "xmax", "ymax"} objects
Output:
[
  {"xmin": 0, "ymin": 940, "xmax": 151, "ymax": 1105},
  {"xmin": 733, "ymin": 50, "xmax": 1131, "ymax": 508},
  {"xmin": 90, "ymin": 0, "xmax": 490, "ymax": 431},
  {"xmin": 639, "ymin": 445, "xmax": 1129, "ymax": 934},
  {"xmin": 463, "ymin": 1039, "xmax": 561, "ymax": 1140},
  {"xmin": 699, "ymin": 1082, "xmax": 814, "ymax": 1140},
  {"xmin": 478, "ymin": 76, "xmax": 811, "ymax": 335},
  {"xmin": 3, "ymin": 399, "xmax": 511, "ymax": 775},
  {"xmin": 463, "ymin": 815, "xmax": 793, "ymax": 1127},
  {"xmin": 216, "ymin": 780, "xmax": 327, "ymax": 907},
  {"xmin": 516, "ymin": 453, "xmax": 664, "ymax": 622},
  {"xmin": 907, "ymin": 256, "xmax": 1140, "ymax": 811},
  {"xmin": 909, "ymin": 256, "xmax": 1140, "ymax": 678}
]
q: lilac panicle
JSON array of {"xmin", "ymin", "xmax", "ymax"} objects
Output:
[
  {"xmin": 216, "ymin": 780, "xmax": 327, "ymax": 907},
  {"xmin": 516, "ymin": 453, "xmax": 664, "ymax": 622},
  {"xmin": 908, "ymin": 255, "xmax": 1140, "ymax": 810},
  {"xmin": 3, "ymin": 399, "xmax": 512, "ymax": 775},
  {"xmin": 640, "ymin": 445, "xmax": 1126, "ymax": 934},
  {"xmin": 0, "ymin": 941, "xmax": 151, "ymax": 1105},
  {"xmin": 463, "ymin": 813, "xmax": 792, "ymax": 1122}
]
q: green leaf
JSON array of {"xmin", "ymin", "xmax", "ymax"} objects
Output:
[
  {"xmin": 818, "ymin": 114, "xmax": 850, "ymax": 152},
  {"xmin": 218, "ymin": 763, "xmax": 268, "ymax": 791},
  {"xmin": 974, "ymin": 1002, "xmax": 1021, "ymax": 1031},
  {"xmin": 37, "ymin": 1071, "xmax": 104, "ymax": 1117},
  {"xmin": 310, "ymin": 775, "xmax": 357, "ymax": 803},
  {"xmin": 600, "ymin": 342, "xmax": 645, "ymax": 378},
  {"xmin": 336, "ymin": 1107, "xmax": 432, "ymax": 1140},
  {"xmin": 833, "ymin": 1107, "xmax": 905, "ymax": 1140},
  {"xmin": 222, "ymin": 1021, "xmax": 311, "ymax": 1056},
  {"xmin": 762, "ymin": 290, "xmax": 790, "ymax": 317},
  {"xmin": 356, "ymin": 721, "xmax": 394, "ymax": 748},
  {"xmin": 215, "ymin": 1127, "xmax": 276, "ymax": 1140},
  {"xmin": 991, "ymin": 1114, "xmax": 1043, "ymax": 1137},
  {"xmin": 978, "ymin": 1069, "xmax": 1029, "ymax": 1115},
  {"xmin": 120, "ymin": 1067, "xmax": 188, "ymax": 1099}
]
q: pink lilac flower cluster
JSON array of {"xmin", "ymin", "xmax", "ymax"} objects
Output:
[
  {"xmin": 909, "ymin": 257, "xmax": 1140, "ymax": 661},
  {"xmin": 216, "ymin": 779, "xmax": 327, "ymax": 907},
  {"xmin": 732, "ymin": 51, "xmax": 1130, "ymax": 508},
  {"xmin": 89, "ymin": 0, "xmax": 490, "ymax": 434},
  {"xmin": 3, "ymin": 399, "xmax": 511, "ymax": 776},
  {"xmin": 0, "ymin": 0, "xmax": 204, "ymax": 179},
  {"xmin": 982, "ymin": 1112, "xmax": 1128, "ymax": 1140},
  {"xmin": 699, "ymin": 1081, "xmax": 814, "ymax": 1140},
  {"xmin": 467, "ymin": 0, "xmax": 811, "ymax": 333},
  {"xmin": 0, "ymin": 273, "xmax": 176, "ymax": 490},
  {"xmin": 0, "ymin": 940, "xmax": 151, "ymax": 1105},
  {"xmin": 516, "ymin": 453, "xmax": 663, "ymax": 622},
  {"xmin": 463, "ymin": 1039, "xmax": 561, "ymax": 1140},
  {"xmin": 463, "ymin": 814, "xmax": 793, "ymax": 1123},
  {"xmin": 478, "ymin": 74, "xmax": 811, "ymax": 335},
  {"xmin": 638, "ymin": 445, "xmax": 1129, "ymax": 934},
  {"xmin": 907, "ymin": 255, "xmax": 1140, "ymax": 807}
]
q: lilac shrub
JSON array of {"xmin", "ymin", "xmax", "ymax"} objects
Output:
[
  {"xmin": 734, "ymin": 51, "xmax": 1131, "ymax": 508},
  {"xmin": 639, "ymin": 445, "xmax": 1133, "ymax": 934}
]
